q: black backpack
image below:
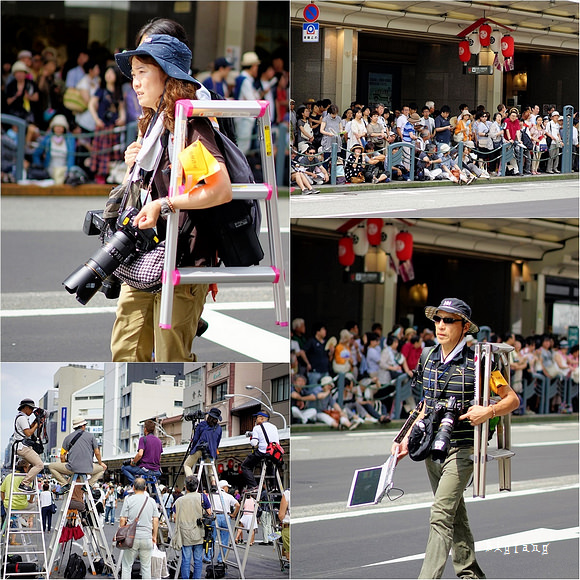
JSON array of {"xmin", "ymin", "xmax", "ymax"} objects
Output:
[
  {"xmin": 206, "ymin": 562, "xmax": 227, "ymax": 579},
  {"xmin": 183, "ymin": 117, "xmax": 264, "ymax": 268},
  {"xmin": 64, "ymin": 553, "xmax": 86, "ymax": 579}
]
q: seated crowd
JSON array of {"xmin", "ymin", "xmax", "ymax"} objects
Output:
[
  {"xmin": 290, "ymin": 318, "xmax": 579, "ymax": 429},
  {"xmin": 290, "ymin": 98, "xmax": 579, "ymax": 192}
]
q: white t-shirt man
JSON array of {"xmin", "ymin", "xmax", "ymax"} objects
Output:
[{"xmin": 250, "ymin": 420, "xmax": 280, "ymax": 453}]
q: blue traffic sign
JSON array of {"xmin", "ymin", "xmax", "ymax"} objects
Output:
[{"xmin": 303, "ymin": 3, "xmax": 320, "ymax": 23}]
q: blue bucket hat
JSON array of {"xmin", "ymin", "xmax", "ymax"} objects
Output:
[{"xmin": 115, "ymin": 34, "xmax": 201, "ymax": 87}]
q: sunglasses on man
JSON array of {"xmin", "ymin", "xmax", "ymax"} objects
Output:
[{"xmin": 433, "ymin": 315, "xmax": 464, "ymax": 325}]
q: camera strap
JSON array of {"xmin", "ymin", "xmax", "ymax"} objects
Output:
[{"xmin": 423, "ymin": 346, "xmax": 467, "ymax": 410}]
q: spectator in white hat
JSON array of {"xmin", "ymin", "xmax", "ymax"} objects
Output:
[
  {"xmin": 233, "ymin": 51, "xmax": 261, "ymax": 153},
  {"xmin": 48, "ymin": 416, "xmax": 107, "ymax": 493},
  {"xmin": 32, "ymin": 114, "xmax": 76, "ymax": 184},
  {"xmin": 545, "ymin": 110, "xmax": 563, "ymax": 173}
]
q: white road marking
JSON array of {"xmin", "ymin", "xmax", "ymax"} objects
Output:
[
  {"xmin": 199, "ymin": 309, "xmax": 289, "ymax": 361},
  {"xmin": 363, "ymin": 526, "xmax": 579, "ymax": 567},
  {"xmin": 292, "ymin": 482, "xmax": 579, "ymax": 525},
  {"xmin": 0, "ymin": 301, "xmax": 282, "ymax": 318}
]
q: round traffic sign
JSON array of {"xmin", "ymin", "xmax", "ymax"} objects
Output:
[{"xmin": 303, "ymin": 3, "xmax": 320, "ymax": 23}]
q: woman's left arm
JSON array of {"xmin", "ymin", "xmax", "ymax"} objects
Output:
[{"xmin": 133, "ymin": 163, "xmax": 233, "ymax": 229}]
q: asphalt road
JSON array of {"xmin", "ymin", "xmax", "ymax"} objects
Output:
[
  {"xmin": 290, "ymin": 178, "xmax": 580, "ymax": 218},
  {"xmin": 1, "ymin": 197, "xmax": 289, "ymax": 362},
  {"xmin": 291, "ymin": 421, "xmax": 579, "ymax": 579}
]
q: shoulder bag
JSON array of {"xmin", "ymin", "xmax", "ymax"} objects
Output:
[
  {"xmin": 113, "ymin": 496, "xmax": 149, "ymax": 549},
  {"xmin": 259, "ymin": 424, "xmax": 284, "ymax": 466}
]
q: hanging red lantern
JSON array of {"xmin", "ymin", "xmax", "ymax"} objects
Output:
[
  {"xmin": 218, "ymin": 463, "xmax": 224, "ymax": 473},
  {"xmin": 227, "ymin": 459, "xmax": 234, "ymax": 470},
  {"xmin": 366, "ymin": 218, "xmax": 383, "ymax": 246},
  {"xmin": 479, "ymin": 24, "xmax": 492, "ymax": 47},
  {"xmin": 338, "ymin": 236, "xmax": 355, "ymax": 267},
  {"xmin": 459, "ymin": 40, "xmax": 471, "ymax": 63},
  {"xmin": 395, "ymin": 231, "xmax": 413, "ymax": 262},
  {"xmin": 501, "ymin": 35, "xmax": 514, "ymax": 58}
]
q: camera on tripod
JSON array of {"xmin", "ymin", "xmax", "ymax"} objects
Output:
[
  {"xmin": 431, "ymin": 396, "xmax": 465, "ymax": 463},
  {"xmin": 62, "ymin": 207, "xmax": 160, "ymax": 305},
  {"xmin": 183, "ymin": 410, "xmax": 206, "ymax": 423}
]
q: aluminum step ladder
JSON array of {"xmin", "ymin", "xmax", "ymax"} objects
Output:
[
  {"xmin": 234, "ymin": 459, "xmax": 284, "ymax": 577},
  {"xmin": 1, "ymin": 453, "xmax": 49, "ymax": 579},
  {"xmin": 171, "ymin": 459, "xmax": 245, "ymax": 579},
  {"xmin": 45, "ymin": 473, "xmax": 117, "ymax": 578},
  {"xmin": 143, "ymin": 474, "xmax": 177, "ymax": 573},
  {"xmin": 473, "ymin": 342, "xmax": 516, "ymax": 498},
  {"xmin": 159, "ymin": 99, "xmax": 288, "ymax": 332}
]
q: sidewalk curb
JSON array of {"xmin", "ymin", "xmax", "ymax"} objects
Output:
[
  {"xmin": 290, "ymin": 173, "xmax": 579, "ymax": 195},
  {"xmin": 1, "ymin": 184, "xmax": 291, "ymax": 198}
]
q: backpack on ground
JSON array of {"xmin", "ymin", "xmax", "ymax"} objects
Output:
[
  {"xmin": 206, "ymin": 562, "xmax": 227, "ymax": 579},
  {"xmin": 64, "ymin": 552, "xmax": 86, "ymax": 579}
]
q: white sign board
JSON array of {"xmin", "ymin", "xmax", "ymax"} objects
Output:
[{"xmin": 303, "ymin": 22, "xmax": 319, "ymax": 43}]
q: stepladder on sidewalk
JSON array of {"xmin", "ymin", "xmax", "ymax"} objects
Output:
[
  {"xmin": 2, "ymin": 452, "xmax": 49, "ymax": 579},
  {"xmin": 45, "ymin": 473, "xmax": 118, "ymax": 578}
]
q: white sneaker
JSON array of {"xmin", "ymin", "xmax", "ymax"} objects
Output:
[{"xmin": 364, "ymin": 416, "xmax": 379, "ymax": 423}]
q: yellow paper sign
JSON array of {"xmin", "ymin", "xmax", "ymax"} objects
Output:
[
  {"xmin": 178, "ymin": 139, "xmax": 221, "ymax": 191},
  {"xmin": 490, "ymin": 370, "xmax": 508, "ymax": 395}
]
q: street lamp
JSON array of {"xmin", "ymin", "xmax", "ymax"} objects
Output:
[
  {"xmin": 245, "ymin": 384, "xmax": 273, "ymax": 410},
  {"xmin": 224, "ymin": 393, "xmax": 287, "ymax": 430}
]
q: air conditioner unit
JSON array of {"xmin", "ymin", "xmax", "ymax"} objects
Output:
[{"xmin": 178, "ymin": 380, "xmax": 185, "ymax": 388}]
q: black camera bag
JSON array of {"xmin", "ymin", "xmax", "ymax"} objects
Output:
[
  {"xmin": 206, "ymin": 562, "xmax": 227, "ymax": 579},
  {"xmin": 64, "ymin": 553, "xmax": 86, "ymax": 579},
  {"xmin": 408, "ymin": 414, "xmax": 436, "ymax": 461}
]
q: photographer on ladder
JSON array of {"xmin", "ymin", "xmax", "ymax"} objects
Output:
[
  {"xmin": 121, "ymin": 419, "xmax": 163, "ymax": 484},
  {"xmin": 240, "ymin": 410, "xmax": 280, "ymax": 492},
  {"xmin": 184, "ymin": 408, "xmax": 222, "ymax": 489},
  {"xmin": 390, "ymin": 298, "xmax": 519, "ymax": 579},
  {"xmin": 48, "ymin": 416, "xmax": 107, "ymax": 493},
  {"xmin": 12, "ymin": 398, "xmax": 46, "ymax": 492}
]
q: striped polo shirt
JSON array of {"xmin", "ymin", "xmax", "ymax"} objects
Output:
[{"xmin": 416, "ymin": 344, "xmax": 476, "ymax": 448}]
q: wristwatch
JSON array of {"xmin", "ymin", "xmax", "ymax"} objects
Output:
[{"xmin": 159, "ymin": 198, "xmax": 175, "ymax": 217}]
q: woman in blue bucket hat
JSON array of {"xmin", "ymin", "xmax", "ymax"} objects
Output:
[{"xmin": 110, "ymin": 34, "xmax": 233, "ymax": 362}]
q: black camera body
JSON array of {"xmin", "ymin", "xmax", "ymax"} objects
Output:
[
  {"xmin": 33, "ymin": 407, "xmax": 47, "ymax": 420},
  {"xmin": 196, "ymin": 441, "xmax": 211, "ymax": 460},
  {"xmin": 63, "ymin": 207, "xmax": 160, "ymax": 305},
  {"xmin": 183, "ymin": 410, "xmax": 206, "ymax": 423},
  {"xmin": 430, "ymin": 396, "xmax": 465, "ymax": 463}
]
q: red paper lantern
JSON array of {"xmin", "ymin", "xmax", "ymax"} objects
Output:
[
  {"xmin": 479, "ymin": 24, "xmax": 492, "ymax": 47},
  {"xmin": 338, "ymin": 236, "xmax": 355, "ymax": 267},
  {"xmin": 227, "ymin": 459, "xmax": 234, "ymax": 470},
  {"xmin": 395, "ymin": 231, "xmax": 413, "ymax": 262},
  {"xmin": 218, "ymin": 463, "xmax": 224, "ymax": 473},
  {"xmin": 501, "ymin": 35, "xmax": 514, "ymax": 58},
  {"xmin": 366, "ymin": 218, "xmax": 383, "ymax": 246},
  {"xmin": 458, "ymin": 40, "xmax": 471, "ymax": 63}
]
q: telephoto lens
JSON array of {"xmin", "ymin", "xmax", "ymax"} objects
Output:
[
  {"xmin": 63, "ymin": 207, "xmax": 159, "ymax": 304},
  {"xmin": 430, "ymin": 396, "xmax": 459, "ymax": 463}
]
